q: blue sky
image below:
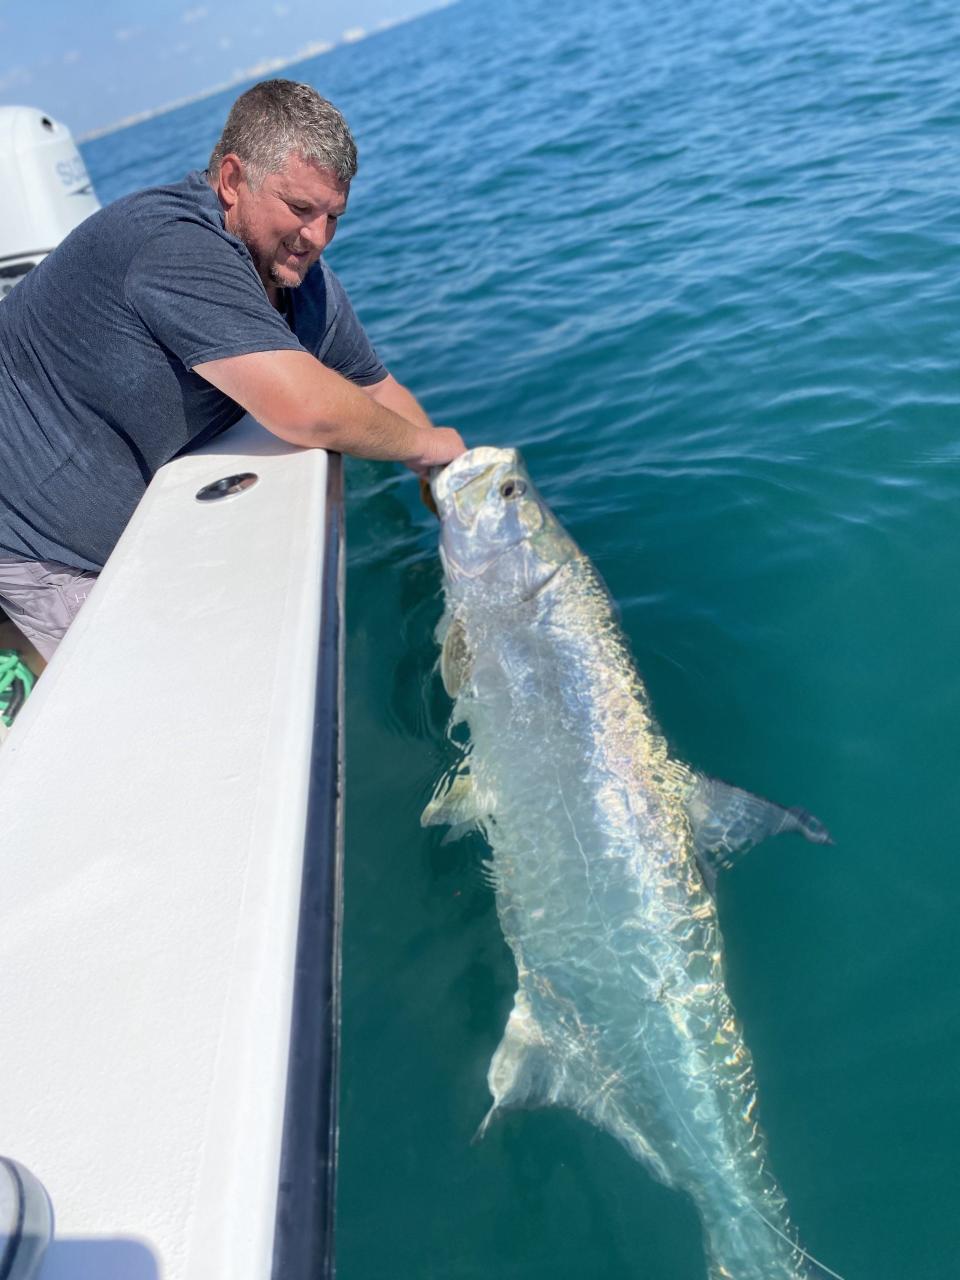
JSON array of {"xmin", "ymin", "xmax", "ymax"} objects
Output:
[{"xmin": 0, "ymin": 0, "xmax": 445, "ymax": 136}]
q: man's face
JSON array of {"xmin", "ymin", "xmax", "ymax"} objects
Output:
[{"xmin": 226, "ymin": 153, "xmax": 349, "ymax": 297}]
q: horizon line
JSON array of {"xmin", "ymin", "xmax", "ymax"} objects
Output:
[{"xmin": 78, "ymin": 5, "xmax": 452, "ymax": 144}]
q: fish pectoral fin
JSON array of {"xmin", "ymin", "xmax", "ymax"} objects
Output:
[
  {"xmin": 421, "ymin": 765, "xmax": 490, "ymax": 833},
  {"xmin": 685, "ymin": 774, "xmax": 833, "ymax": 885},
  {"xmin": 440, "ymin": 613, "xmax": 472, "ymax": 696}
]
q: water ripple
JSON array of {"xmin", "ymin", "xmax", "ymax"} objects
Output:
[{"xmin": 80, "ymin": 1, "xmax": 960, "ymax": 1274}]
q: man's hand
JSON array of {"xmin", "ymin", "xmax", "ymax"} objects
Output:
[
  {"xmin": 405, "ymin": 425, "xmax": 466, "ymax": 476},
  {"xmin": 364, "ymin": 375, "xmax": 465, "ymax": 474},
  {"xmin": 363, "ymin": 373, "xmax": 465, "ymax": 512}
]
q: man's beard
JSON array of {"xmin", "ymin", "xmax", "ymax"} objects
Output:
[
  {"xmin": 234, "ymin": 209, "xmax": 308, "ymax": 291},
  {"xmin": 268, "ymin": 260, "xmax": 307, "ymax": 289}
]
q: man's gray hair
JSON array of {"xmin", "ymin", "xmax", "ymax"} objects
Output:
[{"xmin": 209, "ymin": 79, "xmax": 358, "ymax": 186}]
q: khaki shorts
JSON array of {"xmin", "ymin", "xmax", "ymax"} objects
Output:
[{"xmin": 0, "ymin": 556, "xmax": 99, "ymax": 661}]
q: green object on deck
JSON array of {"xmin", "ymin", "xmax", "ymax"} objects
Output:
[{"xmin": 0, "ymin": 650, "xmax": 35, "ymax": 728}]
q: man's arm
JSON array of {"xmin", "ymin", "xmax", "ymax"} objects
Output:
[
  {"xmin": 194, "ymin": 349, "xmax": 464, "ymax": 472},
  {"xmin": 363, "ymin": 373, "xmax": 446, "ymax": 510},
  {"xmin": 363, "ymin": 372, "xmax": 434, "ymax": 430}
]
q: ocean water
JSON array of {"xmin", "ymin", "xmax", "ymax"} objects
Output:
[{"xmin": 81, "ymin": 0, "xmax": 960, "ymax": 1276}]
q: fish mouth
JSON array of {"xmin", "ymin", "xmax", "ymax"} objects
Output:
[
  {"xmin": 432, "ymin": 448, "xmax": 519, "ymax": 582},
  {"xmin": 432, "ymin": 446, "xmax": 575, "ymax": 596},
  {"xmin": 430, "ymin": 447, "xmax": 518, "ymax": 513}
]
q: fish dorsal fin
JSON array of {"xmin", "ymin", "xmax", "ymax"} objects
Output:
[
  {"xmin": 440, "ymin": 613, "xmax": 472, "ymax": 696},
  {"xmin": 685, "ymin": 774, "xmax": 833, "ymax": 891}
]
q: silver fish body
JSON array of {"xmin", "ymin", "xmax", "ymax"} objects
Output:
[{"xmin": 424, "ymin": 447, "xmax": 839, "ymax": 1280}]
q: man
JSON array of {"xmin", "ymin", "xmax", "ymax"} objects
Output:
[{"xmin": 0, "ymin": 79, "xmax": 466, "ymax": 660}]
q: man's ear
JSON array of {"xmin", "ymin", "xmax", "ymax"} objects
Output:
[{"xmin": 216, "ymin": 154, "xmax": 244, "ymax": 212}]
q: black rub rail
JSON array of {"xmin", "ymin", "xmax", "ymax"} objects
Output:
[{"xmin": 271, "ymin": 451, "xmax": 346, "ymax": 1280}]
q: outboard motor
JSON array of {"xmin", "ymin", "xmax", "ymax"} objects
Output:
[
  {"xmin": 0, "ymin": 1156, "xmax": 53, "ymax": 1279},
  {"xmin": 0, "ymin": 107, "xmax": 99, "ymax": 301}
]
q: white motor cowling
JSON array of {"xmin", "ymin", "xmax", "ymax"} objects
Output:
[
  {"xmin": 0, "ymin": 107, "xmax": 100, "ymax": 300},
  {"xmin": 0, "ymin": 1156, "xmax": 53, "ymax": 1279}
]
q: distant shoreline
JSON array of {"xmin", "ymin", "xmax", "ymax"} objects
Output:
[
  {"xmin": 78, "ymin": 6, "xmax": 451, "ymax": 143},
  {"xmin": 77, "ymin": 35, "xmax": 356, "ymax": 143}
]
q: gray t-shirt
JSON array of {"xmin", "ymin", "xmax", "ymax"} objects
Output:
[{"xmin": 0, "ymin": 170, "xmax": 386, "ymax": 570}]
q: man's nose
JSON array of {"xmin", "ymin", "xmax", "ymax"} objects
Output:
[
  {"xmin": 301, "ymin": 215, "xmax": 334, "ymax": 249},
  {"xmin": 297, "ymin": 220, "xmax": 319, "ymax": 248}
]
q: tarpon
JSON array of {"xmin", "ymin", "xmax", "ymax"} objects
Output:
[{"xmin": 422, "ymin": 447, "xmax": 844, "ymax": 1280}]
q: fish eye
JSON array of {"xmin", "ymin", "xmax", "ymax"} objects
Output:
[{"xmin": 500, "ymin": 478, "xmax": 527, "ymax": 500}]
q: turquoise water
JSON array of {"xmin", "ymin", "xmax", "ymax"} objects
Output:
[{"xmin": 81, "ymin": 1, "xmax": 960, "ymax": 1275}]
